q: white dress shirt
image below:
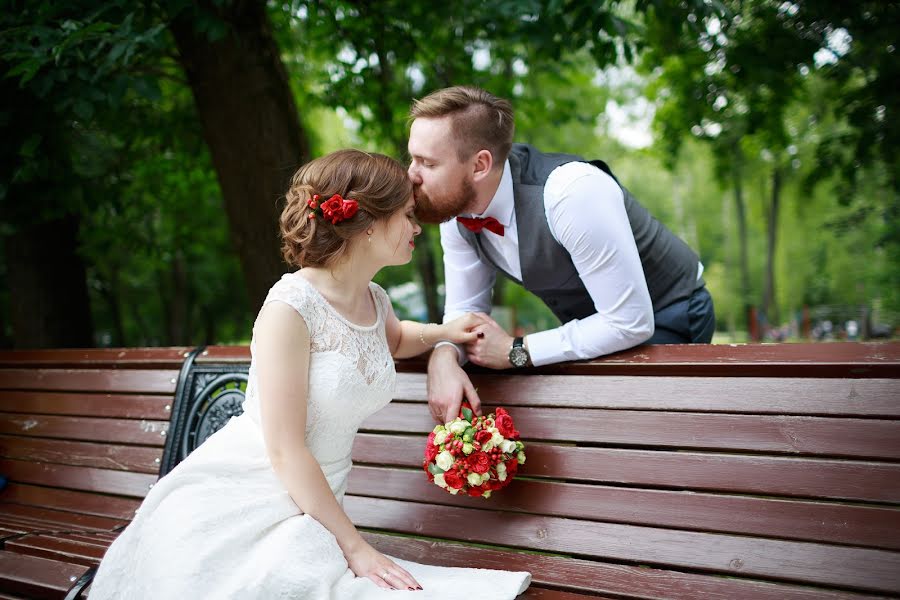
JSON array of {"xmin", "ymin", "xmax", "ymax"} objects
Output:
[{"xmin": 440, "ymin": 159, "xmax": 661, "ymax": 367}]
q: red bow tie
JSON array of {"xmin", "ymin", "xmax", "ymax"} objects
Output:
[{"xmin": 457, "ymin": 216, "xmax": 505, "ymax": 236}]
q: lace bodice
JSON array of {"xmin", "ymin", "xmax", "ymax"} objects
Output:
[{"xmin": 241, "ymin": 272, "xmax": 396, "ymax": 500}]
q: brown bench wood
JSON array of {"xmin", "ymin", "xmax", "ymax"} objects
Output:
[{"xmin": 0, "ymin": 343, "xmax": 897, "ymax": 599}]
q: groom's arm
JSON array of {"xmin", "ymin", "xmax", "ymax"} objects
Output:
[{"xmin": 425, "ymin": 221, "xmax": 495, "ymax": 423}]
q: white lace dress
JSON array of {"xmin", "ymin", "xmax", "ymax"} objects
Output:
[{"xmin": 89, "ymin": 273, "xmax": 531, "ymax": 599}]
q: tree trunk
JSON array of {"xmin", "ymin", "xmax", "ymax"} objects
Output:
[
  {"xmin": 762, "ymin": 166, "xmax": 781, "ymax": 327},
  {"xmin": 5, "ymin": 215, "xmax": 94, "ymax": 348},
  {"xmin": 169, "ymin": 0, "xmax": 310, "ymax": 311},
  {"xmin": 731, "ymin": 149, "xmax": 751, "ymax": 333}
]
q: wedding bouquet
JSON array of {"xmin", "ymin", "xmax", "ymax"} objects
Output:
[{"xmin": 423, "ymin": 402, "xmax": 525, "ymax": 498}]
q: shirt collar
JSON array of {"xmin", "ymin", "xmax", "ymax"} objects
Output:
[{"xmin": 468, "ymin": 159, "xmax": 513, "ymax": 226}]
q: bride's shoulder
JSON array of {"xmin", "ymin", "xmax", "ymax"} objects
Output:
[
  {"xmin": 259, "ymin": 272, "xmax": 317, "ymax": 315},
  {"xmin": 368, "ymin": 281, "xmax": 391, "ymax": 313}
]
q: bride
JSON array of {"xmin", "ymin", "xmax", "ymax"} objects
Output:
[{"xmin": 89, "ymin": 149, "xmax": 531, "ymax": 598}]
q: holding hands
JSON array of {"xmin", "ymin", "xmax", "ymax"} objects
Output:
[
  {"xmin": 425, "ymin": 312, "xmax": 520, "ymax": 425},
  {"xmin": 461, "ymin": 312, "xmax": 515, "ymax": 370}
]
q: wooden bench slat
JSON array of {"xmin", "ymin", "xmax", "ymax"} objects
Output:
[
  {"xmin": 0, "ymin": 484, "xmax": 140, "ymax": 521},
  {"xmin": 392, "ymin": 342, "xmax": 900, "ymax": 377},
  {"xmin": 361, "ymin": 532, "xmax": 876, "ymax": 600},
  {"xmin": 0, "ymin": 459, "xmax": 156, "ymax": 498},
  {"xmin": 352, "ymin": 433, "xmax": 900, "ymax": 503},
  {"xmin": 5, "ymin": 534, "xmax": 105, "ymax": 567},
  {"xmin": 396, "ymin": 373, "xmax": 900, "ymax": 416},
  {"xmin": 347, "ymin": 496, "xmax": 900, "ymax": 593},
  {"xmin": 0, "ymin": 503, "xmax": 127, "ymax": 532},
  {"xmin": 0, "ymin": 413, "xmax": 168, "ymax": 446},
  {"xmin": 347, "ymin": 466, "xmax": 900, "ymax": 550},
  {"xmin": 0, "ymin": 435, "xmax": 162, "ymax": 473},
  {"xmin": 521, "ymin": 589, "xmax": 614, "ymax": 599},
  {"xmin": 0, "ymin": 368, "xmax": 178, "ymax": 394},
  {"xmin": 0, "ymin": 550, "xmax": 86, "ymax": 598},
  {"xmin": 0, "ymin": 391, "xmax": 172, "ymax": 419},
  {"xmin": 362, "ymin": 404, "xmax": 900, "ymax": 459},
  {"xmin": 0, "ymin": 347, "xmax": 192, "ymax": 368}
]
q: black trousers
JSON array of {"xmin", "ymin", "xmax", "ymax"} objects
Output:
[{"xmin": 647, "ymin": 286, "xmax": 715, "ymax": 344}]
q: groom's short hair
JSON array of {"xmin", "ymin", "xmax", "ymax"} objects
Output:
[{"xmin": 410, "ymin": 86, "xmax": 514, "ymax": 168}]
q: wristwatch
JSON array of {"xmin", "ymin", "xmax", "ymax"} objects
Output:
[{"xmin": 508, "ymin": 336, "xmax": 530, "ymax": 368}]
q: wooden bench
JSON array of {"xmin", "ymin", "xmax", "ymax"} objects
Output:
[
  {"xmin": 0, "ymin": 348, "xmax": 190, "ymax": 599},
  {"xmin": 1, "ymin": 343, "xmax": 899, "ymax": 598}
]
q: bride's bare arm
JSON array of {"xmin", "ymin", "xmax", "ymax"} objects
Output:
[
  {"xmin": 385, "ymin": 306, "xmax": 485, "ymax": 359},
  {"xmin": 253, "ymin": 302, "xmax": 420, "ymax": 591}
]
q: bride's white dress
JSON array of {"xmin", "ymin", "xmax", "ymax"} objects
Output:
[{"xmin": 90, "ymin": 272, "xmax": 531, "ymax": 599}]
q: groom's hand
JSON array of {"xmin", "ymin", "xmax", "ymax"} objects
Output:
[
  {"xmin": 426, "ymin": 345, "xmax": 481, "ymax": 424},
  {"xmin": 465, "ymin": 313, "xmax": 515, "ymax": 369}
]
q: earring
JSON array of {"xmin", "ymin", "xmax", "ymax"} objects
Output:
[{"xmin": 367, "ymin": 229, "xmax": 373, "ymax": 243}]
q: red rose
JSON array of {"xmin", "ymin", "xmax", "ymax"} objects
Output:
[
  {"xmin": 443, "ymin": 469, "xmax": 464, "ymax": 489},
  {"xmin": 467, "ymin": 451, "xmax": 491, "ymax": 474},
  {"xmin": 425, "ymin": 442, "xmax": 438, "ymax": 463},
  {"xmin": 494, "ymin": 407, "xmax": 508, "ymax": 418},
  {"xmin": 341, "ymin": 198, "xmax": 358, "ymax": 219},
  {"xmin": 474, "ymin": 430, "xmax": 492, "ymax": 446},
  {"xmin": 467, "ymin": 486, "xmax": 484, "ymax": 497},
  {"xmin": 505, "ymin": 457, "xmax": 519, "ymax": 478},
  {"xmin": 495, "ymin": 412, "xmax": 519, "ymax": 440},
  {"xmin": 320, "ymin": 195, "xmax": 342, "ymax": 219}
]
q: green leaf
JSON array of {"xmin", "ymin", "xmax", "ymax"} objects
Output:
[
  {"xmin": 73, "ymin": 99, "xmax": 93, "ymax": 120},
  {"xmin": 19, "ymin": 133, "xmax": 42, "ymax": 158},
  {"xmin": 427, "ymin": 462, "xmax": 445, "ymax": 475},
  {"xmin": 460, "ymin": 406, "xmax": 474, "ymax": 421}
]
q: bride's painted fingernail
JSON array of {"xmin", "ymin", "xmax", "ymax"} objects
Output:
[{"xmin": 477, "ymin": 332, "xmax": 484, "ymax": 338}]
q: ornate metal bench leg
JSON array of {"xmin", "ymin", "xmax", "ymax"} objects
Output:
[{"xmin": 63, "ymin": 565, "xmax": 97, "ymax": 600}]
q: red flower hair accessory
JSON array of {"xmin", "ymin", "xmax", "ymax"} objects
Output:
[{"xmin": 307, "ymin": 193, "xmax": 359, "ymax": 224}]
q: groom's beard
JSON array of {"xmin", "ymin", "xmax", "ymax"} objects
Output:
[{"xmin": 413, "ymin": 177, "xmax": 476, "ymax": 224}]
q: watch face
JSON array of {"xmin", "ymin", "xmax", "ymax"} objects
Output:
[{"xmin": 509, "ymin": 347, "xmax": 528, "ymax": 367}]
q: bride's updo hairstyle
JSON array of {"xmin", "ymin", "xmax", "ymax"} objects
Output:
[{"xmin": 280, "ymin": 149, "xmax": 413, "ymax": 269}]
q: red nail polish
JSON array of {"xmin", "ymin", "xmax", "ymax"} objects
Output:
[{"xmin": 477, "ymin": 332, "xmax": 484, "ymax": 338}]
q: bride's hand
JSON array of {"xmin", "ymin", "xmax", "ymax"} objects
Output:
[
  {"xmin": 439, "ymin": 312, "xmax": 486, "ymax": 345},
  {"xmin": 346, "ymin": 541, "xmax": 422, "ymax": 591}
]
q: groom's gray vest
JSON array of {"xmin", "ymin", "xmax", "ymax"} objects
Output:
[{"xmin": 457, "ymin": 143, "xmax": 703, "ymax": 324}]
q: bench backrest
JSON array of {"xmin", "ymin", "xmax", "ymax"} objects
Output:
[
  {"xmin": 1, "ymin": 342, "xmax": 898, "ymax": 599},
  {"xmin": 199, "ymin": 343, "xmax": 900, "ymax": 598},
  {"xmin": 0, "ymin": 349, "xmax": 188, "ymax": 524}
]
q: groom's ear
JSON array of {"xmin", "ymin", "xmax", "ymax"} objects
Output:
[{"xmin": 471, "ymin": 149, "xmax": 493, "ymax": 182}]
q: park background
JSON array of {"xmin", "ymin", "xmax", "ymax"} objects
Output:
[{"xmin": 1, "ymin": 0, "xmax": 897, "ymax": 349}]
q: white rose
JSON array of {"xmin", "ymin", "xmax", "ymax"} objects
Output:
[
  {"xmin": 482, "ymin": 490, "xmax": 492, "ymax": 499},
  {"xmin": 448, "ymin": 488, "xmax": 459, "ymax": 495},
  {"xmin": 496, "ymin": 462, "xmax": 507, "ymax": 481},
  {"xmin": 517, "ymin": 451, "xmax": 526, "ymax": 464},
  {"xmin": 462, "ymin": 442, "xmax": 474, "ymax": 455},
  {"xmin": 433, "ymin": 430, "xmax": 448, "ymax": 445},
  {"xmin": 500, "ymin": 439, "xmax": 517, "ymax": 454},
  {"xmin": 491, "ymin": 431, "xmax": 504, "ymax": 446},
  {"xmin": 481, "ymin": 440, "xmax": 494, "ymax": 452},
  {"xmin": 435, "ymin": 450, "xmax": 454, "ymax": 471},
  {"xmin": 467, "ymin": 472, "xmax": 483, "ymax": 487},
  {"xmin": 449, "ymin": 420, "xmax": 468, "ymax": 435},
  {"xmin": 433, "ymin": 473, "xmax": 447, "ymax": 488}
]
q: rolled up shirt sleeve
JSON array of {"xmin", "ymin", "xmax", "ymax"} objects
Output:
[{"xmin": 525, "ymin": 162, "xmax": 654, "ymax": 366}]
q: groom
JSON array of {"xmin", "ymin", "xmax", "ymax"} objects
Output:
[{"xmin": 407, "ymin": 86, "xmax": 715, "ymax": 423}]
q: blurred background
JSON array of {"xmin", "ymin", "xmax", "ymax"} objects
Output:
[{"xmin": 1, "ymin": 0, "xmax": 897, "ymax": 349}]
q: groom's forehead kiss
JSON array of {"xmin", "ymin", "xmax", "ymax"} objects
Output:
[{"xmin": 409, "ymin": 117, "xmax": 458, "ymax": 165}]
